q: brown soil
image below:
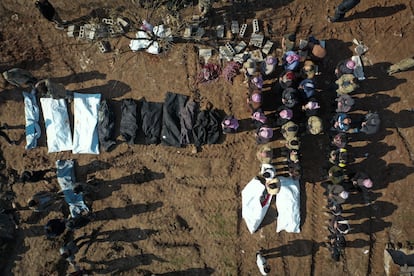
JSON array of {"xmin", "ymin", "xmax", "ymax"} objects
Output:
[{"xmin": 1, "ymin": 0, "xmax": 414, "ymax": 275}]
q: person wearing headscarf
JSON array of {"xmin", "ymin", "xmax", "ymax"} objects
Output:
[
  {"xmin": 221, "ymin": 115, "xmax": 239, "ymax": 134},
  {"xmin": 335, "ymin": 59, "xmax": 356, "ymax": 78}
]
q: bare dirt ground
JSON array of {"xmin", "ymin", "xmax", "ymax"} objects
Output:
[{"xmin": 0, "ymin": 0, "xmax": 414, "ymax": 275}]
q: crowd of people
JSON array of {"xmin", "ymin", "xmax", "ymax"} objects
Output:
[
  {"xmin": 0, "ymin": 164, "xmax": 93, "ymax": 275},
  {"xmin": 322, "ymin": 55, "xmax": 379, "ymax": 262},
  {"xmin": 220, "ymin": 31, "xmax": 329, "ymax": 274},
  {"xmin": 219, "ymin": 23, "xmax": 380, "ymax": 273}
]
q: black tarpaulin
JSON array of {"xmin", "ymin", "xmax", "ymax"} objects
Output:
[
  {"xmin": 97, "ymin": 100, "xmax": 116, "ymax": 152},
  {"xmin": 192, "ymin": 109, "xmax": 221, "ymax": 148},
  {"xmin": 141, "ymin": 99, "xmax": 163, "ymax": 145},
  {"xmin": 120, "ymin": 99, "xmax": 138, "ymax": 144},
  {"xmin": 161, "ymin": 92, "xmax": 189, "ymax": 147}
]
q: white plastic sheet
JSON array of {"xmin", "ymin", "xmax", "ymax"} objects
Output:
[
  {"xmin": 72, "ymin": 93, "xmax": 101, "ymax": 154},
  {"xmin": 276, "ymin": 176, "xmax": 301, "ymax": 233},
  {"xmin": 40, "ymin": 98, "xmax": 73, "ymax": 153},
  {"xmin": 23, "ymin": 91, "xmax": 41, "ymax": 150},
  {"xmin": 129, "ymin": 25, "xmax": 172, "ymax": 55},
  {"xmin": 242, "ymin": 177, "xmax": 273, "ymax": 234}
]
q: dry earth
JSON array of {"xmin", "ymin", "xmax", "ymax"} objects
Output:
[{"xmin": 0, "ymin": 0, "xmax": 414, "ymax": 275}]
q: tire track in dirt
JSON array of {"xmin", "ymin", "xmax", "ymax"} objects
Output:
[
  {"xmin": 366, "ymin": 230, "xmax": 377, "ymax": 276},
  {"xmin": 365, "ymin": 201, "xmax": 388, "ymax": 276},
  {"xmin": 278, "ymin": 231, "xmax": 291, "ymax": 276},
  {"xmin": 153, "ymin": 240, "xmax": 201, "ymax": 258},
  {"xmin": 101, "ymin": 110, "xmax": 251, "ymax": 275},
  {"xmin": 130, "ymin": 142, "xmax": 240, "ymax": 161},
  {"xmin": 229, "ymin": 136, "xmax": 254, "ymax": 276},
  {"xmin": 175, "ymin": 175, "xmax": 235, "ymax": 190},
  {"xmin": 141, "ymin": 185, "xmax": 232, "ymax": 270},
  {"xmin": 396, "ymin": 127, "xmax": 414, "ymax": 165},
  {"xmin": 306, "ymin": 181, "xmax": 324, "ymax": 276},
  {"xmin": 300, "ymin": 132, "xmax": 332, "ymax": 276},
  {"xmin": 181, "ymin": 43, "xmax": 192, "ymax": 92},
  {"xmin": 138, "ymin": 158, "xmax": 238, "ymax": 274},
  {"xmin": 341, "ymin": 246, "xmax": 351, "ymax": 275}
]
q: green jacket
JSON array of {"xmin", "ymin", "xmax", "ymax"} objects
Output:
[{"xmin": 336, "ymin": 74, "xmax": 358, "ymax": 94}]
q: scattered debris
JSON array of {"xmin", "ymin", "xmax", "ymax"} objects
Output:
[
  {"xmin": 129, "ymin": 24, "xmax": 173, "ymax": 55},
  {"xmin": 231, "ymin": 21, "xmax": 239, "ymax": 34},
  {"xmin": 199, "ymin": 48, "xmax": 212, "ymax": 64},
  {"xmin": 352, "ymin": 38, "xmax": 369, "ymax": 56},
  {"xmin": 249, "ymin": 33, "xmax": 264, "ymax": 48},
  {"xmin": 262, "ymin": 40, "xmax": 273, "ymax": 55},
  {"xmin": 352, "ymin": 55, "xmax": 365, "ymax": 80},
  {"xmin": 98, "ymin": 41, "xmax": 111, "ymax": 53},
  {"xmin": 252, "ymin": 19, "xmax": 259, "ymax": 33},
  {"xmin": 219, "ymin": 46, "xmax": 234, "ymax": 61},
  {"xmin": 239, "ymin": 23, "xmax": 247, "ymax": 38},
  {"xmin": 217, "ymin": 25, "xmax": 225, "ymax": 38},
  {"xmin": 196, "ymin": 63, "xmax": 221, "ymax": 84},
  {"xmin": 234, "ymin": 41, "xmax": 247, "ymax": 54}
]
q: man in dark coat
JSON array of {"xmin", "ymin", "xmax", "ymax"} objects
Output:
[
  {"xmin": 35, "ymin": 79, "xmax": 73, "ymax": 100},
  {"xmin": 329, "ymin": 0, "xmax": 360, "ymax": 22},
  {"xmin": 35, "ymin": 0, "xmax": 66, "ymax": 29},
  {"xmin": 2, "ymin": 68, "xmax": 37, "ymax": 88}
]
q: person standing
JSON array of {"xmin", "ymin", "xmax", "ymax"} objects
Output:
[
  {"xmin": 60, "ymin": 240, "xmax": 79, "ymax": 269},
  {"xmin": 335, "ymin": 59, "xmax": 356, "ymax": 78},
  {"xmin": 329, "ymin": 0, "xmax": 361, "ymax": 23},
  {"xmin": 350, "ymin": 171, "xmax": 373, "ymax": 204},
  {"xmin": 2, "ymin": 68, "xmax": 38, "ymax": 88},
  {"xmin": 221, "ymin": 115, "xmax": 239, "ymax": 134},
  {"xmin": 35, "ymin": 0, "xmax": 66, "ymax": 29},
  {"xmin": 387, "ymin": 56, "xmax": 414, "ymax": 75},
  {"xmin": 35, "ymin": 79, "xmax": 73, "ymax": 101},
  {"xmin": 45, "ymin": 218, "xmax": 66, "ymax": 239},
  {"xmin": 256, "ymin": 145, "xmax": 273, "ymax": 164},
  {"xmin": 255, "ymin": 125, "xmax": 273, "ymax": 144},
  {"xmin": 327, "ymin": 183, "xmax": 349, "ymax": 205},
  {"xmin": 27, "ymin": 191, "xmax": 59, "ymax": 212},
  {"xmin": 256, "ymin": 250, "xmax": 271, "ymax": 275}
]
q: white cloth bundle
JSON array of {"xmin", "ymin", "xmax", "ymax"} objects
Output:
[
  {"xmin": 40, "ymin": 98, "xmax": 72, "ymax": 153},
  {"xmin": 242, "ymin": 177, "xmax": 273, "ymax": 234},
  {"xmin": 276, "ymin": 176, "xmax": 301, "ymax": 233},
  {"xmin": 72, "ymin": 93, "xmax": 101, "ymax": 154}
]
